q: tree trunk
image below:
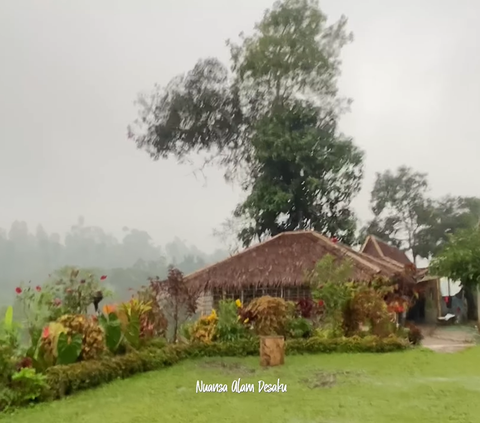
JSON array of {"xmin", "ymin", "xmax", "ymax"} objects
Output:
[
  {"xmin": 464, "ymin": 285, "xmax": 477, "ymax": 321},
  {"xmin": 259, "ymin": 336, "xmax": 285, "ymax": 367}
]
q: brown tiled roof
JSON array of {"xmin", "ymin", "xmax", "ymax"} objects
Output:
[
  {"xmin": 185, "ymin": 231, "xmax": 401, "ymax": 291},
  {"xmin": 361, "ymin": 235, "xmax": 412, "ymax": 266}
]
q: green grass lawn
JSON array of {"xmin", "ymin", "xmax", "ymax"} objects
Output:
[{"xmin": 3, "ymin": 347, "xmax": 480, "ymax": 423}]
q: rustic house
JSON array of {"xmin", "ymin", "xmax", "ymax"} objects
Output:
[
  {"xmin": 361, "ymin": 235, "xmax": 441, "ymax": 324},
  {"xmin": 187, "ymin": 231, "xmax": 405, "ymax": 315}
]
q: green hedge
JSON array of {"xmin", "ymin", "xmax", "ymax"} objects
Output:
[
  {"xmin": 41, "ymin": 336, "xmax": 408, "ymax": 401},
  {"xmin": 286, "ymin": 336, "xmax": 410, "ymax": 354},
  {"xmin": 0, "ymin": 335, "xmax": 408, "ymax": 410}
]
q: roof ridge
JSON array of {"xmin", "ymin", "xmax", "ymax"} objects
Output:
[
  {"xmin": 184, "ymin": 232, "xmax": 290, "ymax": 281},
  {"xmin": 307, "ymin": 232, "xmax": 382, "ymax": 273},
  {"xmin": 372, "ymin": 235, "xmax": 404, "ymax": 252}
]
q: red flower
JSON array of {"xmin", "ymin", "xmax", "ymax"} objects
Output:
[
  {"xmin": 318, "ymin": 300, "xmax": 324, "ymax": 307},
  {"xmin": 53, "ymin": 298, "xmax": 62, "ymax": 306},
  {"xmin": 15, "ymin": 287, "xmax": 22, "ymax": 294},
  {"xmin": 42, "ymin": 326, "xmax": 50, "ymax": 339},
  {"xmin": 35, "ymin": 285, "xmax": 41, "ymax": 292},
  {"xmin": 100, "ymin": 275, "xmax": 107, "ymax": 280}
]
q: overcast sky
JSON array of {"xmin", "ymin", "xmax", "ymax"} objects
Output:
[{"xmin": 0, "ymin": 0, "xmax": 479, "ymax": 253}]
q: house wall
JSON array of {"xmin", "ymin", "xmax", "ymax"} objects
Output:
[{"xmin": 197, "ymin": 290, "xmax": 214, "ymax": 316}]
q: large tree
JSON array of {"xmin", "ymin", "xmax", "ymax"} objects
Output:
[
  {"xmin": 235, "ymin": 104, "xmax": 362, "ymax": 246},
  {"xmin": 129, "ymin": 0, "xmax": 364, "ymax": 246},
  {"xmin": 430, "ymin": 227, "xmax": 480, "ymax": 288},
  {"xmin": 415, "ymin": 196, "xmax": 480, "ymax": 259},
  {"xmin": 430, "ymin": 226, "xmax": 480, "ymax": 320},
  {"xmin": 362, "ymin": 165, "xmax": 480, "ymax": 263},
  {"xmin": 361, "ymin": 166, "xmax": 434, "ymax": 263}
]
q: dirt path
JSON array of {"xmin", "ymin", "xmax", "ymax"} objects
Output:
[{"xmin": 420, "ymin": 325, "xmax": 478, "ymax": 353}]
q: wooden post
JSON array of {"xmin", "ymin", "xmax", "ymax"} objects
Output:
[
  {"xmin": 259, "ymin": 336, "xmax": 285, "ymax": 367},
  {"xmin": 436, "ymin": 279, "xmax": 442, "ymax": 319}
]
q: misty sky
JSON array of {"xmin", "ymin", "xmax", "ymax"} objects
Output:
[{"xmin": 1, "ymin": 0, "xmax": 479, "ymax": 254}]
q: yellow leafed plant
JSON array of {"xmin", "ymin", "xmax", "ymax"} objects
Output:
[
  {"xmin": 189, "ymin": 309, "xmax": 217, "ymax": 343},
  {"xmin": 116, "ymin": 298, "xmax": 153, "ymax": 349},
  {"xmin": 243, "ymin": 296, "xmax": 288, "ymax": 336},
  {"xmin": 118, "ymin": 298, "xmax": 152, "ymax": 317}
]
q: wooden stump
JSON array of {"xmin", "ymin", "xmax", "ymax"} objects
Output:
[{"xmin": 259, "ymin": 335, "xmax": 285, "ymax": 367}]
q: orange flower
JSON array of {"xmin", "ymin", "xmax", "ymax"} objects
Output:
[
  {"xmin": 103, "ymin": 304, "xmax": 116, "ymax": 315},
  {"xmin": 42, "ymin": 326, "xmax": 50, "ymax": 339}
]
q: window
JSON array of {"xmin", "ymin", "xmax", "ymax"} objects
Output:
[{"xmin": 212, "ymin": 285, "xmax": 311, "ymax": 307}]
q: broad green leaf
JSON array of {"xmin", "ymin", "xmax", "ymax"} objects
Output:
[
  {"xmin": 3, "ymin": 306, "xmax": 13, "ymax": 331},
  {"xmin": 56, "ymin": 333, "xmax": 82, "ymax": 365},
  {"xmin": 101, "ymin": 313, "xmax": 123, "ymax": 353}
]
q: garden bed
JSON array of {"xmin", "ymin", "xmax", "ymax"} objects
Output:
[
  {"xmin": 44, "ymin": 336, "xmax": 408, "ymax": 399},
  {"xmin": 2, "ymin": 335, "xmax": 409, "ymax": 411}
]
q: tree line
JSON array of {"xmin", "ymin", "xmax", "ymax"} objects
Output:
[{"xmin": 0, "ymin": 216, "xmax": 227, "ymax": 305}]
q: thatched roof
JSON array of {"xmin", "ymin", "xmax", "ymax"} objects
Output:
[
  {"xmin": 360, "ymin": 235, "xmax": 413, "ymax": 266},
  {"xmin": 185, "ymin": 231, "xmax": 403, "ymax": 292}
]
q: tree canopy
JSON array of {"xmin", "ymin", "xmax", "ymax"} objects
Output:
[
  {"xmin": 430, "ymin": 226, "xmax": 480, "ymax": 288},
  {"xmin": 361, "ymin": 166, "xmax": 480, "ymax": 263},
  {"xmin": 129, "ymin": 0, "xmax": 363, "ymax": 246},
  {"xmin": 360, "ymin": 166, "xmax": 433, "ymax": 263}
]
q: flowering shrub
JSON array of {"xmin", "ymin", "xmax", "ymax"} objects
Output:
[
  {"xmin": 46, "ymin": 268, "xmax": 111, "ymax": 315},
  {"xmin": 14, "ymin": 282, "xmax": 61, "ymax": 348},
  {"xmin": 189, "ymin": 310, "xmax": 217, "ymax": 343}
]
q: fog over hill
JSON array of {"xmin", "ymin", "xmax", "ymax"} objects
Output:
[{"xmin": 0, "ymin": 217, "xmax": 227, "ymax": 305}]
